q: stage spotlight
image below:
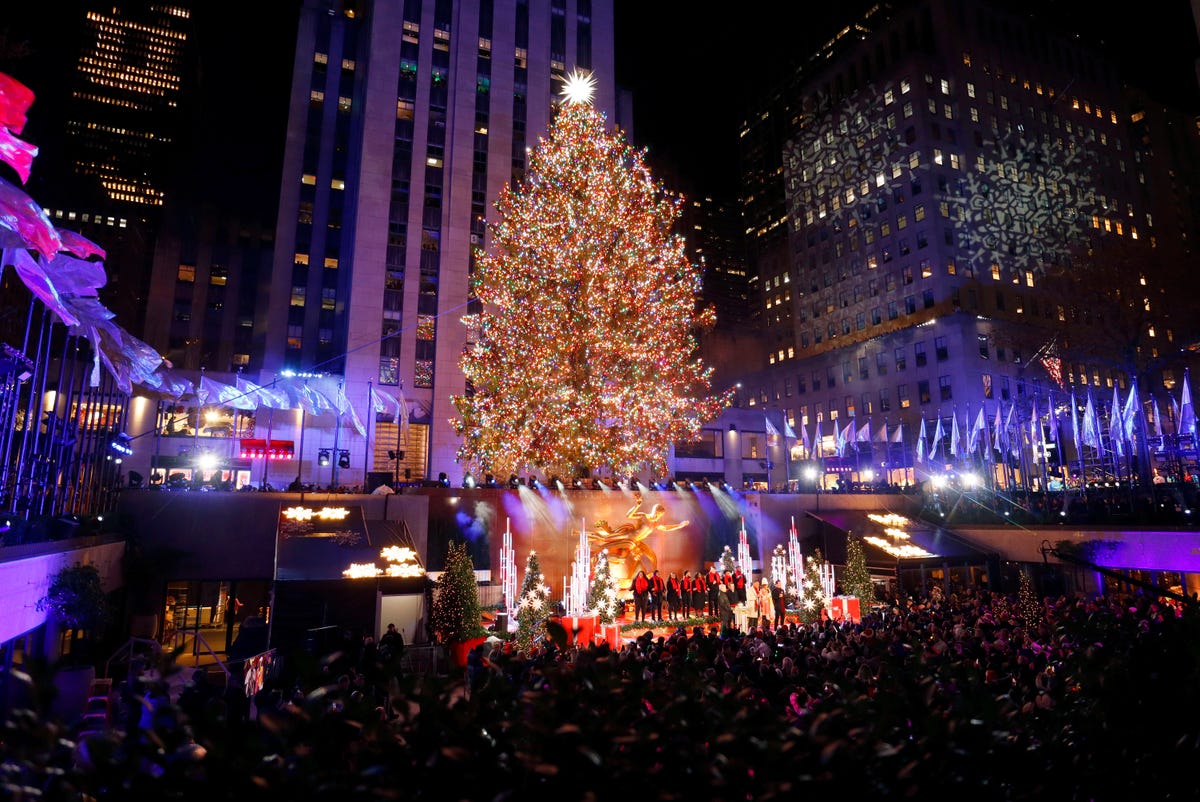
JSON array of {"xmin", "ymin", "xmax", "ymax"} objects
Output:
[
  {"xmin": 591, "ymin": 479, "xmax": 604, "ymax": 490},
  {"xmin": 318, "ymin": 449, "xmax": 331, "ymax": 467},
  {"xmin": 572, "ymin": 477, "xmax": 583, "ymax": 490},
  {"xmin": 438, "ymin": 471, "xmax": 450, "ymax": 487},
  {"xmin": 338, "ymin": 450, "xmax": 351, "ymax": 469},
  {"xmin": 485, "ymin": 473, "xmax": 496, "ymax": 487},
  {"xmin": 109, "ymin": 432, "xmax": 133, "ymax": 456},
  {"xmin": 463, "ymin": 474, "xmax": 475, "ymax": 488},
  {"xmin": 528, "ymin": 476, "xmax": 540, "ymax": 489},
  {"xmin": 508, "ymin": 474, "xmax": 520, "ymax": 488}
]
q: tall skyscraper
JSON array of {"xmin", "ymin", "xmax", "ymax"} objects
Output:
[
  {"xmin": 30, "ymin": 2, "xmax": 195, "ymax": 335},
  {"xmin": 739, "ymin": 0, "xmax": 1193, "ymax": 475},
  {"xmin": 67, "ymin": 3, "xmax": 190, "ymax": 207},
  {"xmin": 264, "ymin": 0, "xmax": 617, "ymax": 483}
]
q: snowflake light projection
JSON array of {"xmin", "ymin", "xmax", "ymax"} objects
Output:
[
  {"xmin": 950, "ymin": 134, "xmax": 1098, "ymax": 277},
  {"xmin": 784, "ymin": 83, "xmax": 924, "ymax": 235}
]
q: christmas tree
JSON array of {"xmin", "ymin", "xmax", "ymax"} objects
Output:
[
  {"xmin": 842, "ymin": 536, "xmax": 875, "ymax": 605},
  {"xmin": 719, "ymin": 544, "xmax": 736, "ymax": 575},
  {"xmin": 430, "ymin": 542, "xmax": 486, "ymax": 643},
  {"xmin": 1018, "ymin": 570, "xmax": 1041, "ymax": 629},
  {"xmin": 798, "ymin": 548, "xmax": 829, "ymax": 625},
  {"xmin": 452, "ymin": 72, "xmax": 728, "ymax": 478},
  {"xmin": 587, "ymin": 548, "xmax": 620, "ymax": 624},
  {"xmin": 514, "ymin": 550, "xmax": 552, "ymax": 651}
]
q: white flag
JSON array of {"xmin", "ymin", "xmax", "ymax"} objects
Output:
[{"xmin": 969, "ymin": 407, "xmax": 985, "ymax": 454}]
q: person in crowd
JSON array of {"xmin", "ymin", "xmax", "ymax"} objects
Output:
[
  {"xmin": 379, "ymin": 622, "xmax": 405, "ymax": 661},
  {"xmin": 692, "ymin": 570, "xmax": 708, "ymax": 618},
  {"xmin": 632, "ymin": 569, "xmax": 651, "ymax": 623},
  {"xmin": 706, "ymin": 565, "xmax": 721, "ymax": 616},
  {"xmin": 680, "ymin": 571, "xmax": 694, "ymax": 618},
  {"xmin": 666, "ymin": 572, "xmax": 682, "ymax": 621},
  {"xmin": 771, "ymin": 579, "xmax": 787, "ymax": 629},
  {"xmin": 717, "ymin": 583, "xmax": 734, "ymax": 635},
  {"xmin": 649, "ymin": 569, "xmax": 666, "ymax": 622},
  {"xmin": 754, "ymin": 578, "xmax": 773, "ymax": 631}
]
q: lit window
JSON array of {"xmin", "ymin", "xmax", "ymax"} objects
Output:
[
  {"xmin": 324, "ymin": 257, "xmax": 339, "ymax": 269},
  {"xmin": 301, "ymin": 173, "xmax": 317, "ymax": 185},
  {"xmin": 331, "ymin": 178, "xmax": 345, "ymax": 190},
  {"xmin": 294, "ymin": 253, "xmax": 309, "ymax": 266},
  {"xmin": 177, "ymin": 263, "xmax": 195, "ymax": 283}
]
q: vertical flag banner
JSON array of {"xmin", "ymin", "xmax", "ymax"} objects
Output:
[
  {"xmin": 1180, "ymin": 370, "xmax": 1195, "ymax": 439},
  {"xmin": 969, "ymin": 407, "xmax": 985, "ymax": 455}
]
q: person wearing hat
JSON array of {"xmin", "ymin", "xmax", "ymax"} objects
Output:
[
  {"xmin": 717, "ymin": 583, "xmax": 734, "ymax": 635},
  {"xmin": 754, "ymin": 578, "xmax": 773, "ymax": 631}
]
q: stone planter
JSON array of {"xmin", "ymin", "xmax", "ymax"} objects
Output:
[{"xmin": 51, "ymin": 664, "xmax": 96, "ymax": 724}]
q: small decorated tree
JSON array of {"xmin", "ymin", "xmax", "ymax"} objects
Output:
[
  {"xmin": 719, "ymin": 544, "xmax": 736, "ymax": 575},
  {"xmin": 514, "ymin": 551, "xmax": 552, "ymax": 651},
  {"xmin": 587, "ymin": 548, "xmax": 620, "ymax": 624},
  {"xmin": 797, "ymin": 548, "xmax": 829, "ymax": 625},
  {"xmin": 842, "ymin": 536, "xmax": 875, "ymax": 605},
  {"xmin": 430, "ymin": 542, "xmax": 487, "ymax": 645}
]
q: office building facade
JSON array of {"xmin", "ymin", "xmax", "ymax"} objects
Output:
[{"xmin": 740, "ymin": 0, "xmax": 1189, "ymax": 482}]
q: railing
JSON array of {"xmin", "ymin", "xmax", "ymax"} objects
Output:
[{"xmin": 103, "ymin": 637, "xmax": 162, "ymax": 679}]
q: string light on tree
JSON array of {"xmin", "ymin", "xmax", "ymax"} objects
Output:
[
  {"xmin": 452, "ymin": 76, "xmax": 729, "ymax": 478},
  {"xmin": 514, "ymin": 550, "xmax": 552, "ymax": 651},
  {"xmin": 587, "ymin": 547, "xmax": 620, "ymax": 624},
  {"xmin": 843, "ymin": 536, "xmax": 874, "ymax": 605},
  {"xmin": 798, "ymin": 548, "xmax": 829, "ymax": 625}
]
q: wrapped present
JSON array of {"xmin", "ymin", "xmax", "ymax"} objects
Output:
[
  {"xmin": 596, "ymin": 623, "xmax": 622, "ymax": 650},
  {"xmin": 562, "ymin": 615, "xmax": 597, "ymax": 647},
  {"xmin": 825, "ymin": 596, "xmax": 862, "ymax": 624}
]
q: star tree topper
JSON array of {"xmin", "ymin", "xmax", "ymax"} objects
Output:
[{"xmin": 561, "ymin": 68, "xmax": 596, "ymax": 106}]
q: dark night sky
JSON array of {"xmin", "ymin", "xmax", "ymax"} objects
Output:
[{"xmin": 3, "ymin": 1, "xmax": 1198, "ymax": 210}]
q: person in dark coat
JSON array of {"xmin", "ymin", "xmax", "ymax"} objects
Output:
[
  {"xmin": 717, "ymin": 583, "xmax": 734, "ymax": 635},
  {"xmin": 771, "ymin": 580, "xmax": 787, "ymax": 629},
  {"xmin": 632, "ymin": 570, "xmax": 651, "ymax": 623},
  {"xmin": 666, "ymin": 572, "xmax": 682, "ymax": 621},
  {"xmin": 649, "ymin": 570, "xmax": 666, "ymax": 622}
]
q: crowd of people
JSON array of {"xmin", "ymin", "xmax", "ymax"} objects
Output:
[{"xmin": 5, "ymin": 583, "xmax": 1199, "ymax": 799}]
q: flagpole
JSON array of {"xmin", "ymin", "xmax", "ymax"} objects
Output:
[
  {"xmin": 1036, "ymin": 391, "xmax": 1048, "ymax": 494},
  {"xmin": 1073, "ymin": 390, "xmax": 1086, "ymax": 494},
  {"xmin": 365, "ymin": 381, "xmax": 373, "ymax": 482}
]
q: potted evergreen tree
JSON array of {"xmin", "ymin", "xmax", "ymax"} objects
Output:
[
  {"xmin": 430, "ymin": 542, "xmax": 488, "ymax": 668},
  {"xmin": 37, "ymin": 563, "xmax": 110, "ymax": 720}
]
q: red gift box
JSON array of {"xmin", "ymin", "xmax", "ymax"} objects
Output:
[
  {"xmin": 595, "ymin": 623, "xmax": 622, "ymax": 650},
  {"xmin": 825, "ymin": 596, "xmax": 862, "ymax": 624},
  {"xmin": 562, "ymin": 615, "xmax": 597, "ymax": 646}
]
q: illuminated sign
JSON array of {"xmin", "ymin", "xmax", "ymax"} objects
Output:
[
  {"xmin": 343, "ymin": 545, "xmax": 424, "ymax": 579},
  {"xmin": 282, "ymin": 506, "xmax": 351, "ymax": 522},
  {"xmin": 240, "ymin": 439, "xmax": 295, "ymax": 460}
]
